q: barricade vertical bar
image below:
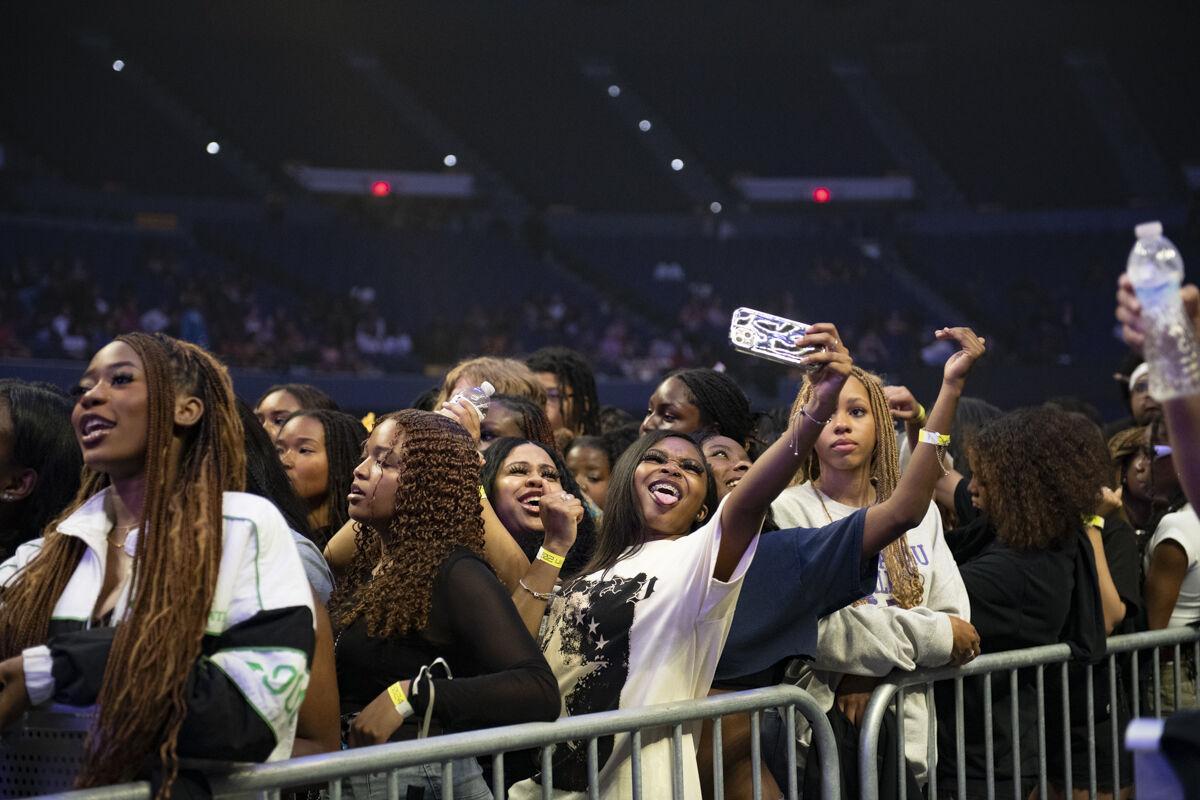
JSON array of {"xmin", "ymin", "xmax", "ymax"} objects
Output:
[
  {"xmin": 1154, "ymin": 647, "xmax": 1163, "ymax": 718},
  {"xmin": 631, "ymin": 730, "xmax": 643, "ymax": 800},
  {"xmin": 1174, "ymin": 643, "xmax": 1183, "ymax": 711},
  {"xmin": 1087, "ymin": 665, "xmax": 1096, "ymax": 800},
  {"xmin": 1131, "ymin": 651, "xmax": 1140, "ymax": 718},
  {"xmin": 750, "ymin": 711, "xmax": 763, "ymax": 800},
  {"xmin": 956, "ymin": 677, "xmax": 967, "ymax": 800},
  {"xmin": 542, "ymin": 746, "xmax": 555, "ymax": 800},
  {"xmin": 388, "ymin": 769, "xmax": 401, "ymax": 800},
  {"xmin": 712, "ymin": 717, "xmax": 725, "ymax": 800},
  {"xmin": 786, "ymin": 705, "xmax": 799, "ymax": 800},
  {"xmin": 1195, "ymin": 640, "xmax": 1200, "ymax": 701},
  {"xmin": 895, "ymin": 688, "xmax": 907, "ymax": 800},
  {"xmin": 443, "ymin": 761, "xmax": 455, "ymax": 800},
  {"xmin": 1109, "ymin": 655, "xmax": 1119, "ymax": 795},
  {"xmin": 983, "ymin": 674, "xmax": 995, "ymax": 800},
  {"xmin": 328, "ymin": 777, "xmax": 343, "ymax": 800},
  {"xmin": 1061, "ymin": 663, "xmax": 1072, "ymax": 798},
  {"xmin": 1036, "ymin": 666, "xmax": 1047, "ymax": 800},
  {"xmin": 673, "ymin": 724, "xmax": 685, "ymax": 800},
  {"xmin": 926, "ymin": 684, "xmax": 937, "ymax": 800},
  {"xmin": 492, "ymin": 753, "xmax": 505, "ymax": 800},
  {"xmin": 588, "ymin": 738, "xmax": 601, "ymax": 800},
  {"xmin": 1009, "ymin": 670, "xmax": 1020, "ymax": 800}
]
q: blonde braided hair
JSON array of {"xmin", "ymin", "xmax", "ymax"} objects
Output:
[{"xmin": 788, "ymin": 367, "xmax": 925, "ymax": 609}]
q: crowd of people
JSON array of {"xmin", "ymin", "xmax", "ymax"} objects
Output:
[
  {"xmin": 0, "ymin": 246, "xmax": 950, "ymax": 385},
  {"xmin": 0, "ymin": 268, "xmax": 1197, "ymax": 800}
]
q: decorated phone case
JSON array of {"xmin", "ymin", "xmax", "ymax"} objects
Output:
[{"xmin": 729, "ymin": 306, "xmax": 822, "ymax": 369}]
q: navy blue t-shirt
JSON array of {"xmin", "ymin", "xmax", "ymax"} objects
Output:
[{"xmin": 715, "ymin": 509, "xmax": 873, "ymax": 683}]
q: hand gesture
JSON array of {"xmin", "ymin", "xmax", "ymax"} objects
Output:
[
  {"xmin": 947, "ymin": 615, "xmax": 981, "ymax": 666},
  {"xmin": 834, "ymin": 674, "xmax": 881, "ymax": 728},
  {"xmin": 1096, "ymin": 486, "xmax": 1123, "ymax": 518},
  {"xmin": 0, "ymin": 656, "xmax": 31, "ymax": 731},
  {"xmin": 883, "ymin": 385, "xmax": 922, "ymax": 423},
  {"xmin": 348, "ymin": 682, "xmax": 408, "ymax": 748},
  {"xmin": 797, "ymin": 323, "xmax": 853, "ymax": 420},
  {"xmin": 436, "ymin": 398, "xmax": 482, "ymax": 448},
  {"xmin": 936, "ymin": 327, "xmax": 986, "ymax": 390},
  {"xmin": 539, "ymin": 491, "xmax": 584, "ymax": 556},
  {"xmin": 1117, "ymin": 272, "xmax": 1200, "ymax": 353}
]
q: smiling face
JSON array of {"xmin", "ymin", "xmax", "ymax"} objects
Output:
[
  {"xmin": 701, "ymin": 435, "xmax": 752, "ymax": 500},
  {"xmin": 633, "ymin": 435, "xmax": 710, "ymax": 536},
  {"xmin": 641, "ymin": 377, "xmax": 704, "ymax": 435},
  {"xmin": 71, "ymin": 340, "xmax": 151, "ymax": 480},
  {"xmin": 490, "ymin": 443, "xmax": 564, "ymax": 536},
  {"xmin": 255, "ymin": 389, "xmax": 303, "ymax": 441},
  {"xmin": 276, "ymin": 415, "xmax": 330, "ymax": 507},
  {"xmin": 347, "ymin": 419, "xmax": 405, "ymax": 529},
  {"xmin": 566, "ymin": 443, "xmax": 611, "ymax": 510},
  {"xmin": 815, "ymin": 376, "xmax": 877, "ymax": 476}
]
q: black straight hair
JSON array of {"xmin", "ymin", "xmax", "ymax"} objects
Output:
[
  {"xmin": 581, "ymin": 430, "xmax": 718, "ymax": 576},
  {"xmin": 281, "ymin": 409, "xmax": 369, "ymax": 543},
  {"xmin": 235, "ymin": 400, "xmax": 315, "ymax": 542},
  {"xmin": 0, "ymin": 380, "xmax": 82, "ymax": 557},
  {"xmin": 480, "ymin": 437, "xmax": 597, "ymax": 577},
  {"xmin": 255, "ymin": 383, "xmax": 339, "ymax": 412}
]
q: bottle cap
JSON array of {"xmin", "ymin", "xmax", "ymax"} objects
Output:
[
  {"xmin": 1135, "ymin": 221, "xmax": 1163, "ymax": 239},
  {"xmin": 480, "ymin": 381, "xmax": 495, "ymax": 397}
]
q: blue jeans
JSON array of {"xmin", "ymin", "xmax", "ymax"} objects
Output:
[
  {"xmin": 760, "ymin": 707, "xmax": 807, "ymax": 794},
  {"xmin": 344, "ymin": 757, "xmax": 491, "ymax": 800}
]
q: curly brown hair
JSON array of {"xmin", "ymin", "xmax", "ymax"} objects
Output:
[
  {"xmin": 330, "ymin": 409, "xmax": 485, "ymax": 638},
  {"xmin": 970, "ymin": 407, "xmax": 1110, "ymax": 551}
]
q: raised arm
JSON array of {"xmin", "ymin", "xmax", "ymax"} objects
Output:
[
  {"xmin": 716, "ymin": 323, "xmax": 852, "ymax": 581},
  {"xmin": 510, "ymin": 491, "xmax": 582, "ymax": 637},
  {"xmin": 1117, "ymin": 274, "xmax": 1200, "ymax": 509},
  {"xmin": 864, "ymin": 327, "xmax": 986, "ymax": 557}
]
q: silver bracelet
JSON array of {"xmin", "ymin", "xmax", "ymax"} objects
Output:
[
  {"xmin": 518, "ymin": 578, "xmax": 555, "ymax": 602},
  {"xmin": 801, "ymin": 406, "xmax": 832, "ymax": 426}
]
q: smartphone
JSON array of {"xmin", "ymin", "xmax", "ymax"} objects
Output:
[{"xmin": 729, "ymin": 307, "xmax": 823, "ymax": 370}]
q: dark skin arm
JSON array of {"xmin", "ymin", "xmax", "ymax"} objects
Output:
[
  {"xmin": 716, "ymin": 324, "xmax": 853, "ymax": 581},
  {"xmin": 1145, "ymin": 539, "xmax": 1190, "ymax": 631},
  {"xmin": 291, "ymin": 590, "xmax": 340, "ymax": 756}
]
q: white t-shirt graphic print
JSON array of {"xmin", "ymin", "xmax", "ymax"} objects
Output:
[{"xmin": 510, "ymin": 498, "xmax": 758, "ymax": 800}]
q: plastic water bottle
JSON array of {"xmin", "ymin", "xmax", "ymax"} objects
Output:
[
  {"xmin": 450, "ymin": 380, "xmax": 495, "ymax": 420},
  {"xmin": 1127, "ymin": 221, "xmax": 1200, "ymax": 400}
]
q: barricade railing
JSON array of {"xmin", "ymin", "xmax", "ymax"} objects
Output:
[
  {"xmin": 24, "ymin": 685, "xmax": 837, "ymax": 800},
  {"xmin": 858, "ymin": 625, "xmax": 1200, "ymax": 800}
]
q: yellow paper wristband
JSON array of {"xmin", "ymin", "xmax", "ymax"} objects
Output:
[
  {"xmin": 1083, "ymin": 515, "xmax": 1105, "ymax": 530},
  {"xmin": 478, "ymin": 485, "xmax": 487, "ymax": 500},
  {"xmin": 918, "ymin": 429, "xmax": 951, "ymax": 447},
  {"xmin": 914, "ymin": 403, "xmax": 928, "ymax": 426},
  {"xmin": 387, "ymin": 681, "xmax": 407, "ymax": 707},
  {"xmin": 537, "ymin": 547, "xmax": 566, "ymax": 569}
]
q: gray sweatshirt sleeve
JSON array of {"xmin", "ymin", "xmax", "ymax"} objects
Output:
[{"xmin": 812, "ymin": 506, "xmax": 970, "ymax": 675}]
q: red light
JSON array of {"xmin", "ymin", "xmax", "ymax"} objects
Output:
[
  {"xmin": 812, "ymin": 187, "xmax": 832, "ymax": 204},
  {"xmin": 370, "ymin": 180, "xmax": 392, "ymax": 197}
]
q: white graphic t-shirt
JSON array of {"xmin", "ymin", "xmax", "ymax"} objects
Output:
[
  {"xmin": 509, "ymin": 498, "xmax": 758, "ymax": 800},
  {"xmin": 1146, "ymin": 504, "xmax": 1200, "ymax": 628}
]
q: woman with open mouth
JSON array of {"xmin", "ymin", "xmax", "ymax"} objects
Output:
[
  {"xmin": 0, "ymin": 333, "xmax": 316, "ymax": 795},
  {"xmin": 509, "ymin": 323, "xmax": 856, "ymax": 800}
]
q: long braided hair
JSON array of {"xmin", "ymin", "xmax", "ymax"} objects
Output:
[
  {"xmin": 488, "ymin": 394, "xmax": 558, "ymax": 455},
  {"xmin": 330, "ymin": 410, "xmax": 484, "ymax": 638},
  {"xmin": 526, "ymin": 346, "xmax": 601, "ymax": 435},
  {"xmin": 789, "ymin": 366, "xmax": 925, "ymax": 609},
  {"xmin": 668, "ymin": 368, "xmax": 754, "ymax": 447},
  {"xmin": 0, "ymin": 333, "xmax": 245, "ymax": 793}
]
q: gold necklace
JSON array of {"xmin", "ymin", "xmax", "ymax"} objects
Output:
[{"xmin": 108, "ymin": 522, "xmax": 137, "ymax": 549}]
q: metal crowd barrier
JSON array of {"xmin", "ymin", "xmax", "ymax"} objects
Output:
[
  {"xmin": 859, "ymin": 626, "xmax": 1200, "ymax": 800},
  {"xmin": 23, "ymin": 684, "xmax": 837, "ymax": 800}
]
